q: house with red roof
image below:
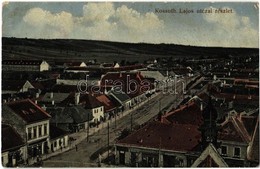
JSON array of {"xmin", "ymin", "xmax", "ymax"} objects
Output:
[
  {"xmin": 115, "ymin": 121, "xmax": 201, "ymax": 167},
  {"xmin": 95, "ymin": 94, "xmax": 118, "ymax": 119},
  {"xmin": 100, "ymin": 72, "xmax": 154, "ymax": 108},
  {"xmin": 218, "ymin": 114, "xmax": 259, "ymax": 166},
  {"xmin": 2, "ymin": 99, "xmax": 51, "ymax": 159}
]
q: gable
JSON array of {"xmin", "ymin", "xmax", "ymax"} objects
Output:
[{"xmin": 192, "ymin": 143, "xmax": 228, "ymax": 167}]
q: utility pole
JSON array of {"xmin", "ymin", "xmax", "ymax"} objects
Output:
[
  {"xmin": 107, "ymin": 122, "xmax": 110, "ymax": 160},
  {"xmin": 87, "ymin": 113, "xmax": 90, "ymax": 142},
  {"xmin": 130, "ymin": 112, "xmax": 133, "ymax": 132},
  {"xmin": 159, "ymin": 99, "xmax": 161, "ymax": 114},
  {"xmin": 115, "ymin": 112, "xmax": 117, "ymax": 129}
]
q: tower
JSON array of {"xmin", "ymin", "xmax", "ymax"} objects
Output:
[{"xmin": 199, "ymin": 96, "xmax": 220, "ymax": 150}]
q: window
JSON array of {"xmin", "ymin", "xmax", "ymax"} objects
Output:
[
  {"xmin": 44, "ymin": 124, "xmax": 47, "ymax": 135},
  {"xmin": 28, "ymin": 127, "xmax": 32, "ymax": 140},
  {"xmin": 54, "ymin": 141, "xmax": 57, "ymax": 147},
  {"xmin": 39, "ymin": 125, "xmax": 42, "ymax": 137},
  {"xmin": 234, "ymin": 147, "xmax": 241, "ymax": 158},
  {"xmin": 221, "ymin": 146, "xmax": 227, "ymax": 155},
  {"xmin": 33, "ymin": 127, "xmax": 37, "ymax": 138}
]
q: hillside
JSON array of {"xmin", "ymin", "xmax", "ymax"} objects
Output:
[{"xmin": 2, "ymin": 37, "xmax": 259, "ymax": 63}]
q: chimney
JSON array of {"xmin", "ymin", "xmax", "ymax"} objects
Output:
[
  {"xmin": 50, "ymin": 92, "xmax": 54, "ymax": 99},
  {"xmin": 119, "ymin": 72, "xmax": 122, "ymax": 78},
  {"xmin": 200, "ymin": 102, "xmax": 203, "ymax": 111},
  {"xmin": 75, "ymin": 93, "xmax": 80, "ymax": 105},
  {"xmin": 35, "ymin": 100, "xmax": 38, "ymax": 104},
  {"xmin": 36, "ymin": 93, "xmax": 40, "ymax": 98},
  {"xmin": 52, "ymin": 100, "xmax": 55, "ymax": 105}
]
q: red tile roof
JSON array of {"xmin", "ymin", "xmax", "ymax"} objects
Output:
[
  {"xmin": 2, "ymin": 124, "xmax": 25, "ymax": 152},
  {"xmin": 95, "ymin": 94, "xmax": 117, "ymax": 112},
  {"xmin": 117, "ymin": 121, "xmax": 201, "ymax": 152},
  {"xmin": 161, "ymin": 101, "xmax": 203, "ymax": 126},
  {"xmin": 219, "ymin": 116, "xmax": 251, "ymax": 143},
  {"xmin": 5, "ymin": 99, "xmax": 51, "ymax": 123}
]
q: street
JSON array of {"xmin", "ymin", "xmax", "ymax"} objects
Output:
[{"xmin": 42, "ymin": 76, "xmax": 195, "ymax": 167}]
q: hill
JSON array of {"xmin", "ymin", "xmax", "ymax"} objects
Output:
[{"xmin": 2, "ymin": 37, "xmax": 259, "ymax": 63}]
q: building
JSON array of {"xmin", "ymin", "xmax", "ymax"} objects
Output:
[
  {"xmin": 2, "ymin": 60, "xmax": 50, "ymax": 72},
  {"xmin": 115, "ymin": 121, "xmax": 201, "ymax": 167},
  {"xmin": 191, "ymin": 143, "xmax": 228, "ymax": 167},
  {"xmin": 2, "ymin": 99, "xmax": 51, "ymax": 159},
  {"xmin": 100, "ymin": 72, "xmax": 154, "ymax": 107},
  {"xmin": 218, "ymin": 114, "xmax": 259, "ymax": 166},
  {"xmin": 79, "ymin": 93, "xmax": 105, "ymax": 124},
  {"xmin": 49, "ymin": 124, "xmax": 69, "ymax": 152},
  {"xmin": 47, "ymin": 105, "xmax": 93, "ymax": 132},
  {"xmin": 2, "ymin": 124, "xmax": 26, "ymax": 167},
  {"xmin": 107, "ymin": 90, "xmax": 131, "ymax": 112},
  {"xmin": 95, "ymin": 94, "xmax": 118, "ymax": 119}
]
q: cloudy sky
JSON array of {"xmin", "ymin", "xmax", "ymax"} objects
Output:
[{"xmin": 2, "ymin": 2, "xmax": 259, "ymax": 48}]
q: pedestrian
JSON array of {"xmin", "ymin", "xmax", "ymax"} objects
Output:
[{"xmin": 75, "ymin": 145, "xmax": 77, "ymax": 151}]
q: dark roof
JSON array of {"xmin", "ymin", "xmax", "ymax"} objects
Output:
[
  {"xmin": 52, "ymin": 84, "xmax": 78, "ymax": 93},
  {"xmin": 80, "ymin": 94, "xmax": 103, "ymax": 109},
  {"xmin": 3, "ymin": 60, "xmax": 43, "ymax": 65},
  {"xmin": 66, "ymin": 61, "xmax": 86, "ymax": 67},
  {"xmin": 117, "ymin": 121, "xmax": 201, "ymax": 152},
  {"xmin": 109, "ymin": 90, "xmax": 131, "ymax": 103},
  {"xmin": 49, "ymin": 124, "xmax": 69, "ymax": 140},
  {"xmin": 48, "ymin": 106, "xmax": 93, "ymax": 124},
  {"xmin": 240, "ymin": 115, "xmax": 258, "ymax": 137},
  {"xmin": 65, "ymin": 67, "xmax": 89, "ymax": 71},
  {"xmin": 2, "ymin": 124, "xmax": 25, "ymax": 152},
  {"xmin": 2, "ymin": 80, "xmax": 27, "ymax": 91},
  {"xmin": 5, "ymin": 99, "xmax": 51, "ymax": 123},
  {"xmin": 41, "ymin": 92, "xmax": 70, "ymax": 103}
]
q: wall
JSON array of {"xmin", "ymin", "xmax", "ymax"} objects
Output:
[
  {"xmin": 219, "ymin": 141, "xmax": 248, "ymax": 160},
  {"xmin": 91, "ymin": 106, "xmax": 104, "ymax": 123},
  {"xmin": 49, "ymin": 135, "xmax": 69, "ymax": 152},
  {"xmin": 26, "ymin": 120, "xmax": 50, "ymax": 144},
  {"xmin": 40, "ymin": 61, "xmax": 49, "ymax": 71}
]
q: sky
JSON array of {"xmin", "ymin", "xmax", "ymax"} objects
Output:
[{"xmin": 2, "ymin": 1, "xmax": 259, "ymax": 48}]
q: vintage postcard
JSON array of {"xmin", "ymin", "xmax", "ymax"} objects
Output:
[{"xmin": 1, "ymin": 1, "xmax": 259, "ymax": 168}]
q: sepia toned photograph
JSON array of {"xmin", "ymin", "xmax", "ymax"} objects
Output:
[{"xmin": 1, "ymin": 1, "xmax": 259, "ymax": 167}]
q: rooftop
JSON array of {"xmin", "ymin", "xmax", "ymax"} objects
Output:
[
  {"xmin": 2, "ymin": 124, "xmax": 25, "ymax": 152},
  {"xmin": 5, "ymin": 99, "xmax": 51, "ymax": 123},
  {"xmin": 117, "ymin": 121, "xmax": 201, "ymax": 152},
  {"xmin": 161, "ymin": 101, "xmax": 203, "ymax": 126}
]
